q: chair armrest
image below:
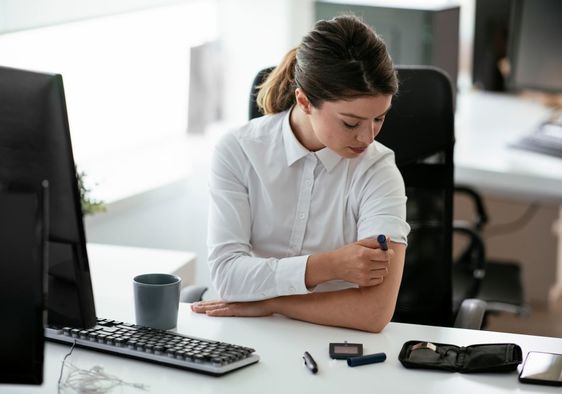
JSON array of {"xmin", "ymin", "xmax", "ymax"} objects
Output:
[
  {"xmin": 180, "ymin": 285, "xmax": 208, "ymax": 303},
  {"xmin": 454, "ymin": 298, "xmax": 487, "ymax": 329},
  {"xmin": 453, "ymin": 223, "xmax": 487, "ymax": 276},
  {"xmin": 454, "ymin": 185, "xmax": 488, "ymax": 229}
]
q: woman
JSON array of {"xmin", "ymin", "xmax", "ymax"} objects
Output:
[{"xmin": 192, "ymin": 15, "xmax": 410, "ymax": 333}]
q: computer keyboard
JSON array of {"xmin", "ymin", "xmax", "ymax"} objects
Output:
[
  {"xmin": 45, "ymin": 318, "xmax": 259, "ymax": 375},
  {"xmin": 511, "ymin": 121, "xmax": 562, "ymax": 158}
]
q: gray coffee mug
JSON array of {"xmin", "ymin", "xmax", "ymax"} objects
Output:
[{"xmin": 133, "ymin": 273, "xmax": 181, "ymax": 330}]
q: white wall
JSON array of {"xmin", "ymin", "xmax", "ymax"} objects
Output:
[
  {"xmin": 217, "ymin": 0, "xmax": 314, "ymax": 126},
  {"xmin": 0, "ymin": 1, "xmax": 218, "ymax": 203},
  {"xmin": 83, "ymin": 0, "xmax": 317, "ymax": 296},
  {"xmin": 0, "ymin": 0, "xmax": 188, "ymax": 33}
]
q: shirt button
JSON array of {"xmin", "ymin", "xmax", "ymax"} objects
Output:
[
  {"xmin": 289, "ymin": 286, "xmax": 296, "ymax": 293},
  {"xmin": 299, "ymin": 213, "xmax": 305, "ymax": 220},
  {"xmin": 305, "ymin": 180, "xmax": 312, "ymax": 187}
]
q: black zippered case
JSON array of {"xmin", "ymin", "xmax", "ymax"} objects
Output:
[{"xmin": 399, "ymin": 340, "xmax": 522, "ymax": 373}]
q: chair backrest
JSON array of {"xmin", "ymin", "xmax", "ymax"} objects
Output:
[
  {"xmin": 380, "ymin": 67, "xmax": 455, "ymax": 326},
  {"xmin": 248, "ymin": 66, "xmax": 455, "ymax": 327}
]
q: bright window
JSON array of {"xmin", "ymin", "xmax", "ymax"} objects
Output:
[{"xmin": 0, "ymin": 1, "xmax": 218, "ymax": 202}]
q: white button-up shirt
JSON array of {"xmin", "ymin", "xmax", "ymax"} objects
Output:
[{"xmin": 208, "ymin": 109, "xmax": 410, "ymax": 302}]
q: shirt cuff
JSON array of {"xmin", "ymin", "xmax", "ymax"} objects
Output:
[{"xmin": 274, "ymin": 255, "xmax": 310, "ymax": 296}]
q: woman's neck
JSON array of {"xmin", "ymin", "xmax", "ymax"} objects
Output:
[{"xmin": 289, "ymin": 105, "xmax": 324, "ymax": 152}]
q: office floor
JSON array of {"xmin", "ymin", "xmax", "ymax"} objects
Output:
[{"xmin": 486, "ymin": 300, "xmax": 562, "ymax": 338}]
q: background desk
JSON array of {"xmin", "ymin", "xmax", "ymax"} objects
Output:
[
  {"xmin": 454, "ymin": 90, "xmax": 562, "ymax": 305},
  {"xmin": 455, "ymin": 90, "xmax": 562, "ymax": 201},
  {"xmin": 87, "ymin": 243, "xmax": 197, "ymax": 321},
  {"xmin": 1, "ymin": 245, "xmax": 561, "ymax": 393}
]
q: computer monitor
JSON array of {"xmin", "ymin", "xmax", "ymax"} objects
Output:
[
  {"xmin": 0, "ymin": 65, "xmax": 96, "ymax": 329},
  {"xmin": 508, "ymin": 0, "xmax": 562, "ymax": 93},
  {"xmin": 0, "ymin": 181, "xmax": 48, "ymax": 384}
]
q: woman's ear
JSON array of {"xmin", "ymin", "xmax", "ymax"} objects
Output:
[{"xmin": 295, "ymin": 88, "xmax": 312, "ymax": 114}]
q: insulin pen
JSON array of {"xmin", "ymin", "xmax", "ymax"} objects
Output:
[
  {"xmin": 347, "ymin": 352, "xmax": 387, "ymax": 367},
  {"xmin": 377, "ymin": 234, "xmax": 388, "ymax": 251}
]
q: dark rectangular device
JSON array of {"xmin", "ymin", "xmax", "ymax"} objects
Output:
[
  {"xmin": 0, "ymin": 181, "xmax": 48, "ymax": 384},
  {"xmin": 0, "ymin": 65, "xmax": 96, "ymax": 329},
  {"xmin": 519, "ymin": 351, "xmax": 562, "ymax": 386},
  {"xmin": 329, "ymin": 342, "xmax": 363, "ymax": 359}
]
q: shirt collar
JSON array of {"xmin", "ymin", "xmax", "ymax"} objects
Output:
[
  {"xmin": 315, "ymin": 147, "xmax": 343, "ymax": 173},
  {"xmin": 282, "ymin": 108, "xmax": 310, "ymax": 167},
  {"xmin": 282, "ymin": 108, "xmax": 343, "ymax": 172}
]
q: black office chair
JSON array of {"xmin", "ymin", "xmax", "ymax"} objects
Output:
[
  {"xmin": 249, "ymin": 65, "xmax": 485, "ymax": 329},
  {"xmin": 452, "ymin": 185, "xmax": 527, "ymax": 320}
]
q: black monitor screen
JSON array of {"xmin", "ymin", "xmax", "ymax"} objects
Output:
[
  {"xmin": 0, "ymin": 182, "xmax": 47, "ymax": 384},
  {"xmin": 0, "ymin": 65, "xmax": 96, "ymax": 328},
  {"xmin": 509, "ymin": 0, "xmax": 562, "ymax": 93}
]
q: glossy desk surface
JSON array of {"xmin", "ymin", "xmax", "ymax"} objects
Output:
[{"xmin": 3, "ymin": 307, "xmax": 562, "ymax": 393}]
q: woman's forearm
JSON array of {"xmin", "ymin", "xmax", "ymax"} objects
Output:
[
  {"xmin": 305, "ymin": 237, "xmax": 394, "ymax": 289},
  {"xmin": 193, "ymin": 243, "xmax": 406, "ymax": 333},
  {"xmin": 271, "ymin": 242, "xmax": 406, "ymax": 332},
  {"xmin": 267, "ymin": 287, "xmax": 392, "ymax": 333},
  {"xmin": 304, "ymin": 251, "xmax": 337, "ymax": 288}
]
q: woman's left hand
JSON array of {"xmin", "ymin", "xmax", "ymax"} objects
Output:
[{"xmin": 191, "ymin": 299, "xmax": 274, "ymax": 317}]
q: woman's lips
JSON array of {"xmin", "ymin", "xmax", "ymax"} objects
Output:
[{"xmin": 349, "ymin": 146, "xmax": 367, "ymax": 154}]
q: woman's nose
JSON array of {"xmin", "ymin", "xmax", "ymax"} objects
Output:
[{"xmin": 356, "ymin": 125, "xmax": 375, "ymax": 145}]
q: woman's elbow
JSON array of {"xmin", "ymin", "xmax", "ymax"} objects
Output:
[
  {"xmin": 211, "ymin": 275, "xmax": 236, "ymax": 302},
  {"xmin": 209, "ymin": 255, "xmax": 237, "ymax": 301},
  {"xmin": 363, "ymin": 317, "xmax": 391, "ymax": 333},
  {"xmin": 210, "ymin": 269, "xmax": 252, "ymax": 302},
  {"xmin": 363, "ymin": 306, "xmax": 395, "ymax": 333}
]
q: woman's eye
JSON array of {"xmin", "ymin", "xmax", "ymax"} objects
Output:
[
  {"xmin": 343, "ymin": 121, "xmax": 360, "ymax": 129},
  {"xmin": 374, "ymin": 117, "xmax": 385, "ymax": 123}
]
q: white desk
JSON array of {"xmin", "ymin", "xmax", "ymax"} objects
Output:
[
  {"xmin": 2, "ymin": 245, "xmax": 561, "ymax": 393},
  {"xmin": 455, "ymin": 90, "xmax": 562, "ymax": 202},
  {"xmin": 454, "ymin": 90, "xmax": 562, "ymax": 304},
  {"xmin": 4, "ymin": 310, "xmax": 562, "ymax": 393}
]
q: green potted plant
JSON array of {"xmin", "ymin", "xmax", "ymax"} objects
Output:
[{"xmin": 76, "ymin": 169, "xmax": 105, "ymax": 215}]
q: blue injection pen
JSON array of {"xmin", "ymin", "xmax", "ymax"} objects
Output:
[
  {"xmin": 347, "ymin": 352, "xmax": 387, "ymax": 367},
  {"xmin": 377, "ymin": 234, "xmax": 388, "ymax": 251}
]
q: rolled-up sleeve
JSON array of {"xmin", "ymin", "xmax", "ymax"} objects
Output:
[
  {"xmin": 207, "ymin": 133, "xmax": 310, "ymax": 302},
  {"xmin": 356, "ymin": 156, "xmax": 410, "ymax": 244}
]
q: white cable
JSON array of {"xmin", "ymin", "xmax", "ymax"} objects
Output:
[{"xmin": 58, "ymin": 340, "xmax": 150, "ymax": 393}]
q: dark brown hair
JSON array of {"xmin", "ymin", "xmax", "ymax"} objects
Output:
[{"xmin": 257, "ymin": 15, "xmax": 398, "ymax": 115}]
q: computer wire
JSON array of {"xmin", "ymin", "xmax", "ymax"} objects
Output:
[{"xmin": 57, "ymin": 339, "xmax": 149, "ymax": 394}]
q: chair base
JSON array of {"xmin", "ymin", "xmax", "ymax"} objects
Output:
[{"xmin": 478, "ymin": 260, "xmax": 525, "ymax": 309}]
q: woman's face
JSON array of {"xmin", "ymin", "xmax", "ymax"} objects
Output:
[{"xmin": 303, "ymin": 94, "xmax": 393, "ymax": 158}]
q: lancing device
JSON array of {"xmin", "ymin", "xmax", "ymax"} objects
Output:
[
  {"xmin": 303, "ymin": 351, "xmax": 318, "ymax": 374},
  {"xmin": 347, "ymin": 352, "xmax": 387, "ymax": 367},
  {"xmin": 377, "ymin": 234, "xmax": 388, "ymax": 251}
]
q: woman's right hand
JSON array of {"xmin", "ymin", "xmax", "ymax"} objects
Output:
[{"xmin": 305, "ymin": 237, "xmax": 393, "ymax": 288}]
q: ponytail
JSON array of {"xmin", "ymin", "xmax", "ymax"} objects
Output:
[
  {"xmin": 257, "ymin": 15, "xmax": 397, "ymax": 116},
  {"xmin": 256, "ymin": 48, "xmax": 298, "ymax": 115}
]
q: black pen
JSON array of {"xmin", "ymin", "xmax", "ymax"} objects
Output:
[{"xmin": 303, "ymin": 351, "xmax": 318, "ymax": 374}]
